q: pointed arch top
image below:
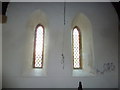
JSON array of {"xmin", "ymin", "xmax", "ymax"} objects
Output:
[
  {"xmin": 72, "ymin": 13, "xmax": 95, "ymax": 76},
  {"xmin": 72, "ymin": 26, "xmax": 82, "ymax": 69},
  {"xmin": 33, "ymin": 24, "xmax": 45, "ymax": 68}
]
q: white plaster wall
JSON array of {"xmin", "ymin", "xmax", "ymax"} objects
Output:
[{"xmin": 2, "ymin": 2, "xmax": 118, "ymax": 88}]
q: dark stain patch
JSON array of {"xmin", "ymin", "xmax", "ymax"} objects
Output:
[{"xmin": 96, "ymin": 62, "xmax": 115, "ymax": 74}]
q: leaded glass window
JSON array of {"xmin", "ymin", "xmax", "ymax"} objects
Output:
[
  {"xmin": 33, "ymin": 25, "xmax": 44, "ymax": 68},
  {"xmin": 72, "ymin": 26, "xmax": 82, "ymax": 69}
]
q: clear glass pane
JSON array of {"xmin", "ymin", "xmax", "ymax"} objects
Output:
[
  {"xmin": 73, "ymin": 28, "xmax": 80, "ymax": 68},
  {"xmin": 34, "ymin": 26, "xmax": 44, "ymax": 68}
]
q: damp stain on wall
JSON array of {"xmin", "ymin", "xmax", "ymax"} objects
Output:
[{"xmin": 96, "ymin": 62, "xmax": 115, "ymax": 74}]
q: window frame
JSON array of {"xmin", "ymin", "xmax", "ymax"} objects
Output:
[
  {"xmin": 72, "ymin": 26, "xmax": 82, "ymax": 69},
  {"xmin": 33, "ymin": 24, "xmax": 45, "ymax": 68}
]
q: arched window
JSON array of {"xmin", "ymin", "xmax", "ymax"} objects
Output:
[
  {"xmin": 72, "ymin": 26, "xmax": 82, "ymax": 69},
  {"xmin": 33, "ymin": 24, "xmax": 44, "ymax": 68}
]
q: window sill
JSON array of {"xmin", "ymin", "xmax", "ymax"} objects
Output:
[
  {"xmin": 72, "ymin": 69, "xmax": 96, "ymax": 77},
  {"xmin": 22, "ymin": 68, "xmax": 47, "ymax": 77}
]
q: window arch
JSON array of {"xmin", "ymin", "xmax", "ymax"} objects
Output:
[
  {"xmin": 33, "ymin": 24, "xmax": 44, "ymax": 68},
  {"xmin": 72, "ymin": 26, "xmax": 82, "ymax": 69}
]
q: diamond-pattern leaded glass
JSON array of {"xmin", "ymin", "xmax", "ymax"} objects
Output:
[
  {"xmin": 34, "ymin": 25, "xmax": 44, "ymax": 68},
  {"xmin": 73, "ymin": 27, "xmax": 81, "ymax": 69}
]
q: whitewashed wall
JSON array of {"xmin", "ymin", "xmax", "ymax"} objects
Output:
[{"xmin": 2, "ymin": 2, "xmax": 118, "ymax": 88}]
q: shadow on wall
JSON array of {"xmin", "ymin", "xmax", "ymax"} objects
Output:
[{"xmin": 118, "ymin": 31, "xmax": 120, "ymax": 90}]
